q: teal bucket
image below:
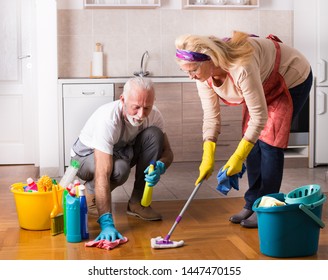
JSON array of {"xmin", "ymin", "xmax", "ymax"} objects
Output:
[{"xmin": 253, "ymin": 192, "xmax": 326, "ymax": 258}]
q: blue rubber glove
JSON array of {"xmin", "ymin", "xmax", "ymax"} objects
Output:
[
  {"xmin": 144, "ymin": 160, "xmax": 166, "ymax": 187},
  {"xmin": 95, "ymin": 212, "xmax": 123, "ymax": 241}
]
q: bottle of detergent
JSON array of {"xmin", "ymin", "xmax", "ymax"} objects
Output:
[
  {"xmin": 63, "ymin": 183, "xmax": 74, "ymax": 236},
  {"xmin": 65, "ymin": 192, "xmax": 81, "ymax": 243},
  {"xmin": 79, "ymin": 185, "xmax": 89, "ymax": 240}
]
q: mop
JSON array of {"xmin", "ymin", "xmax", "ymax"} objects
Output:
[{"xmin": 151, "ymin": 180, "xmax": 204, "ymax": 249}]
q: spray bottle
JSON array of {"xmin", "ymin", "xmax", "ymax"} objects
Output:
[
  {"xmin": 79, "ymin": 184, "xmax": 89, "ymax": 240},
  {"xmin": 141, "ymin": 161, "xmax": 156, "ymax": 207},
  {"xmin": 59, "ymin": 159, "xmax": 80, "ymax": 189}
]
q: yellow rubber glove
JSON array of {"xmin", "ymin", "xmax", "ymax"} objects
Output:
[
  {"xmin": 195, "ymin": 141, "xmax": 216, "ymax": 185},
  {"xmin": 223, "ymin": 138, "xmax": 254, "ymax": 176}
]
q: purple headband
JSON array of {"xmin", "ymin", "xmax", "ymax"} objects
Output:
[{"xmin": 176, "ymin": 49, "xmax": 211, "ymax": 62}]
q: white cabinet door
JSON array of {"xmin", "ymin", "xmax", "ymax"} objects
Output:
[
  {"xmin": 0, "ymin": 0, "xmax": 35, "ymax": 164},
  {"xmin": 62, "ymin": 83, "xmax": 114, "ymax": 167},
  {"xmin": 317, "ymin": 0, "xmax": 328, "ymax": 86},
  {"xmin": 315, "ymin": 87, "xmax": 328, "ymax": 165}
]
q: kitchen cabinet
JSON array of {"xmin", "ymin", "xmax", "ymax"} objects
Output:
[
  {"xmin": 83, "ymin": 0, "xmax": 161, "ymax": 8},
  {"xmin": 183, "ymin": 0, "xmax": 259, "ymax": 9},
  {"xmin": 182, "ymin": 83, "xmax": 241, "ymax": 161},
  {"xmin": 315, "ymin": 0, "xmax": 328, "ymax": 165},
  {"xmin": 315, "ymin": 87, "xmax": 328, "ymax": 165}
]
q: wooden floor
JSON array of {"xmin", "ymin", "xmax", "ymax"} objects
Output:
[{"xmin": 1, "ymin": 165, "xmax": 328, "ymax": 260}]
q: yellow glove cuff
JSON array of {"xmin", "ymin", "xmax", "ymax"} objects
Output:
[
  {"xmin": 195, "ymin": 141, "xmax": 216, "ymax": 185},
  {"xmin": 234, "ymin": 138, "xmax": 254, "ymax": 161},
  {"xmin": 203, "ymin": 140, "xmax": 216, "ymax": 160},
  {"xmin": 223, "ymin": 138, "xmax": 254, "ymax": 176}
]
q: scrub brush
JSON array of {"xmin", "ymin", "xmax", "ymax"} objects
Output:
[{"xmin": 50, "ymin": 185, "xmax": 64, "ymax": 236}]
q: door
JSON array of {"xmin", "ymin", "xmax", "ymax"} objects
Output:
[
  {"xmin": 0, "ymin": 0, "xmax": 35, "ymax": 164},
  {"xmin": 315, "ymin": 87, "xmax": 328, "ymax": 165}
]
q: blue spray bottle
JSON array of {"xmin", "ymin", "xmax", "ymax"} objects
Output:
[
  {"xmin": 79, "ymin": 184, "xmax": 89, "ymax": 239},
  {"xmin": 65, "ymin": 191, "xmax": 81, "ymax": 243}
]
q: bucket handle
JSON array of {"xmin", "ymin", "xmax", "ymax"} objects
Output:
[
  {"xmin": 299, "ymin": 204, "xmax": 325, "ymax": 228},
  {"xmin": 303, "ymin": 194, "xmax": 327, "ymax": 209},
  {"xmin": 298, "ymin": 195, "xmax": 326, "ymax": 228}
]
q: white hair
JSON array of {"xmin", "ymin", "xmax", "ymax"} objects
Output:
[{"xmin": 123, "ymin": 76, "xmax": 154, "ymax": 98}]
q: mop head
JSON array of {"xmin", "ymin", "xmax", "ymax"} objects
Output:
[{"xmin": 151, "ymin": 236, "xmax": 184, "ymax": 249}]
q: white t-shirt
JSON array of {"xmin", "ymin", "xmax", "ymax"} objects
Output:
[{"xmin": 75, "ymin": 100, "xmax": 165, "ymax": 156}]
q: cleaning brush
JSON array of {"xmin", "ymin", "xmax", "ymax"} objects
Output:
[{"xmin": 50, "ymin": 185, "xmax": 64, "ymax": 236}]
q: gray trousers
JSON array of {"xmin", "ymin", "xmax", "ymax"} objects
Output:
[{"xmin": 72, "ymin": 126, "xmax": 164, "ymax": 203}]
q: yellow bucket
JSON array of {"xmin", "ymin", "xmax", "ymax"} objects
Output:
[{"xmin": 10, "ymin": 182, "xmax": 63, "ymax": 230}]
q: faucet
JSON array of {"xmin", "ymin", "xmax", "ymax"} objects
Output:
[{"xmin": 134, "ymin": 51, "xmax": 150, "ymax": 77}]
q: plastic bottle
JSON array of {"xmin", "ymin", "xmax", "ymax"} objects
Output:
[
  {"xmin": 141, "ymin": 161, "xmax": 156, "ymax": 207},
  {"xmin": 66, "ymin": 193, "xmax": 81, "ymax": 243},
  {"xmin": 79, "ymin": 185, "xmax": 89, "ymax": 239},
  {"xmin": 25, "ymin": 177, "xmax": 38, "ymax": 192},
  {"xmin": 74, "ymin": 179, "xmax": 81, "ymax": 197},
  {"xmin": 63, "ymin": 183, "xmax": 73, "ymax": 236},
  {"xmin": 59, "ymin": 159, "xmax": 80, "ymax": 189}
]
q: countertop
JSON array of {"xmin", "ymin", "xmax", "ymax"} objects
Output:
[{"xmin": 58, "ymin": 76, "xmax": 192, "ymax": 84}]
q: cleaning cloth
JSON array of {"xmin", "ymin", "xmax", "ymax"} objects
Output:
[
  {"xmin": 258, "ymin": 196, "xmax": 286, "ymax": 207},
  {"xmin": 216, "ymin": 163, "xmax": 246, "ymax": 195},
  {"xmin": 85, "ymin": 237, "xmax": 128, "ymax": 250}
]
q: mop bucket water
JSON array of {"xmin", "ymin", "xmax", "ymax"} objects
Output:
[
  {"xmin": 253, "ymin": 192, "xmax": 326, "ymax": 258},
  {"xmin": 11, "ymin": 182, "xmax": 63, "ymax": 230}
]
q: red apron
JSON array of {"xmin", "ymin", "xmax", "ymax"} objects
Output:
[{"xmin": 242, "ymin": 40, "xmax": 293, "ymax": 148}]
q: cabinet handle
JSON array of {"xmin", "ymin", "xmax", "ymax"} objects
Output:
[
  {"xmin": 318, "ymin": 59, "xmax": 327, "ymax": 84},
  {"xmin": 82, "ymin": 91, "xmax": 96, "ymax": 95},
  {"xmin": 316, "ymin": 90, "xmax": 326, "ymax": 115},
  {"xmin": 18, "ymin": 54, "xmax": 31, "ymax": 59}
]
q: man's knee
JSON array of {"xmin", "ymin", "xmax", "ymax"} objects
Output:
[
  {"xmin": 140, "ymin": 126, "xmax": 164, "ymax": 148},
  {"xmin": 111, "ymin": 159, "xmax": 131, "ymax": 186},
  {"xmin": 145, "ymin": 126, "xmax": 164, "ymax": 140}
]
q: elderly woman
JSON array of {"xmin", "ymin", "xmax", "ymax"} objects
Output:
[{"xmin": 175, "ymin": 31, "xmax": 312, "ymax": 228}]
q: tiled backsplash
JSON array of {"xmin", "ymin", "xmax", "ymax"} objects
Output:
[{"xmin": 57, "ymin": 9, "xmax": 292, "ymax": 78}]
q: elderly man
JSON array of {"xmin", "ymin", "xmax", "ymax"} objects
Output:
[{"xmin": 70, "ymin": 77, "xmax": 173, "ymax": 241}]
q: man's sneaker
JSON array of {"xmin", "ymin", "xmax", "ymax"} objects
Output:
[
  {"xmin": 126, "ymin": 201, "xmax": 162, "ymax": 221},
  {"xmin": 86, "ymin": 194, "xmax": 98, "ymax": 217}
]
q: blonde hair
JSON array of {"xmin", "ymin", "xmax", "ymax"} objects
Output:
[{"xmin": 175, "ymin": 31, "xmax": 254, "ymax": 71}]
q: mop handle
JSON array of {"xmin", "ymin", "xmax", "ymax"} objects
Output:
[{"xmin": 165, "ymin": 180, "xmax": 203, "ymax": 240}]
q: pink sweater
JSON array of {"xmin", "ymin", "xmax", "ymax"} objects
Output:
[{"xmin": 196, "ymin": 37, "xmax": 311, "ymax": 143}]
